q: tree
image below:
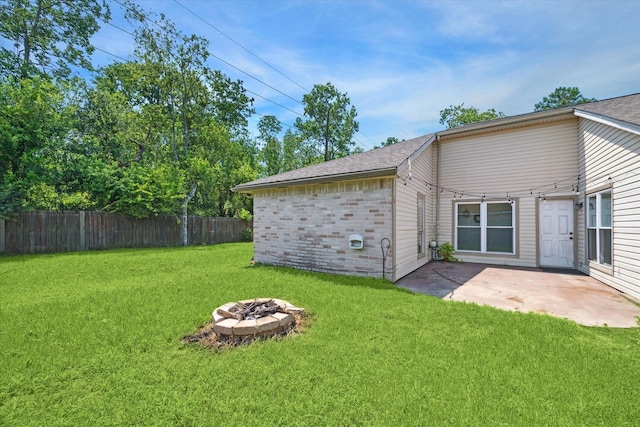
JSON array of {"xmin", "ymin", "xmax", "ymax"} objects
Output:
[
  {"xmin": 0, "ymin": 0, "xmax": 110, "ymax": 78},
  {"xmin": 73, "ymin": 7, "xmax": 255, "ymax": 231},
  {"xmin": 534, "ymin": 87, "xmax": 597, "ymax": 111},
  {"xmin": 294, "ymin": 82, "xmax": 359, "ymax": 161},
  {"xmin": 439, "ymin": 104, "xmax": 505, "ymax": 129},
  {"xmin": 0, "ymin": 75, "xmax": 77, "ymax": 215},
  {"xmin": 374, "ymin": 136, "xmax": 400, "ymax": 149},
  {"xmin": 128, "ymin": 11, "xmax": 254, "ymax": 241},
  {"xmin": 257, "ymin": 115, "xmax": 283, "ymax": 176}
]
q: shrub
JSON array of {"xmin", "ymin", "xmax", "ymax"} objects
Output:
[
  {"xmin": 439, "ymin": 242, "xmax": 459, "ymax": 262},
  {"xmin": 241, "ymin": 227, "xmax": 253, "ymax": 242}
]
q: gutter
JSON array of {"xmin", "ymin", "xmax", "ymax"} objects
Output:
[{"xmin": 435, "ymin": 134, "xmax": 441, "ymax": 248}]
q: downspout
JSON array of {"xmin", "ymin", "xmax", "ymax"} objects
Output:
[{"xmin": 435, "ymin": 134, "xmax": 441, "ymax": 247}]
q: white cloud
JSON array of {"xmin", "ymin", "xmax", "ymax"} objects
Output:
[{"xmin": 88, "ymin": 0, "xmax": 640, "ymax": 149}]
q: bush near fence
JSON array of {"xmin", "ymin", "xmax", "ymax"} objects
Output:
[{"xmin": 0, "ymin": 211, "xmax": 252, "ymax": 254}]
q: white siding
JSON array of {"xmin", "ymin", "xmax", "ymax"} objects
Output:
[
  {"xmin": 577, "ymin": 118, "xmax": 640, "ymax": 300},
  {"xmin": 393, "ymin": 145, "xmax": 433, "ymax": 281},
  {"xmin": 437, "ymin": 119, "xmax": 579, "ymax": 267}
]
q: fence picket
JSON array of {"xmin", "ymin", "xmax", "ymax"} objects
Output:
[{"xmin": 0, "ymin": 211, "xmax": 252, "ymax": 254}]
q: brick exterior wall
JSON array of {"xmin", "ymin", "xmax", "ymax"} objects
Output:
[{"xmin": 252, "ymin": 178, "xmax": 394, "ymax": 278}]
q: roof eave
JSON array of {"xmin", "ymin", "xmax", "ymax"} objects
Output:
[
  {"xmin": 437, "ymin": 108, "xmax": 575, "ymax": 139},
  {"xmin": 397, "ymin": 134, "xmax": 436, "ymax": 177},
  {"xmin": 574, "ymin": 109, "xmax": 640, "ymax": 136},
  {"xmin": 232, "ymin": 167, "xmax": 398, "ymax": 193}
]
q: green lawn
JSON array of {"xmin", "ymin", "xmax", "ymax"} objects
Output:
[{"xmin": 1, "ymin": 243, "xmax": 639, "ymax": 426}]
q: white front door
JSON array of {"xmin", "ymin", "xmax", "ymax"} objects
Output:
[{"xmin": 539, "ymin": 199, "xmax": 575, "ymax": 268}]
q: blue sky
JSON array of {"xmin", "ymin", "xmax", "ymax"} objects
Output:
[{"xmin": 88, "ymin": 0, "xmax": 640, "ymax": 150}]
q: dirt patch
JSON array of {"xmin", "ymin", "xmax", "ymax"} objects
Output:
[{"xmin": 182, "ymin": 311, "xmax": 309, "ymax": 350}]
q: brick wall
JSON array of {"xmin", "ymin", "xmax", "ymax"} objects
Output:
[{"xmin": 253, "ymin": 178, "xmax": 394, "ymax": 278}]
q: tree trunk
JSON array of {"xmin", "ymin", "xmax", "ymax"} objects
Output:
[
  {"xmin": 181, "ymin": 183, "xmax": 197, "ymax": 246},
  {"xmin": 22, "ymin": 0, "xmax": 44, "ymax": 77}
]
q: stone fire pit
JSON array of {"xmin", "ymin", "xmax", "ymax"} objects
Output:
[{"xmin": 212, "ymin": 298, "xmax": 304, "ymax": 341}]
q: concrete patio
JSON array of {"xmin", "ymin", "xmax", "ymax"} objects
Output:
[{"xmin": 395, "ymin": 261, "xmax": 640, "ymax": 327}]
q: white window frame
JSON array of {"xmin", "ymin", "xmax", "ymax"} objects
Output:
[
  {"xmin": 587, "ymin": 190, "xmax": 612, "ymax": 266},
  {"xmin": 455, "ymin": 201, "xmax": 516, "ymax": 254}
]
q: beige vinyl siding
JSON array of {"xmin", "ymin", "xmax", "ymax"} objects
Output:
[
  {"xmin": 578, "ymin": 118, "xmax": 640, "ymax": 300},
  {"xmin": 393, "ymin": 146, "xmax": 433, "ymax": 281},
  {"xmin": 437, "ymin": 119, "xmax": 579, "ymax": 266}
]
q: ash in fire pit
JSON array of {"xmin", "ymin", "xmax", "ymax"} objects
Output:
[{"xmin": 212, "ymin": 298, "xmax": 304, "ymax": 341}]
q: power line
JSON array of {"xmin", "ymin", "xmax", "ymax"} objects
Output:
[
  {"xmin": 205, "ymin": 50, "xmax": 303, "ymax": 106},
  {"xmin": 245, "ymin": 88, "xmax": 303, "ymax": 117},
  {"xmin": 172, "ymin": 0, "xmax": 309, "ymax": 93},
  {"xmin": 112, "ymin": 0, "xmax": 303, "ymax": 106},
  {"xmin": 93, "ymin": 46, "xmax": 129, "ymax": 62},
  {"xmin": 107, "ymin": 0, "xmax": 371, "ymax": 152},
  {"xmin": 253, "ymin": 111, "xmax": 294, "ymax": 130},
  {"xmin": 102, "ymin": 18, "xmax": 135, "ymax": 36},
  {"xmin": 166, "ymin": 1, "xmax": 371, "ymax": 152},
  {"xmin": 95, "ymin": 6, "xmax": 304, "ymax": 120},
  {"xmin": 356, "ymin": 130, "xmax": 377, "ymax": 148}
]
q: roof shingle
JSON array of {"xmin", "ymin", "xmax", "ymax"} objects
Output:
[
  {"xmin": 574, "ymin": 93, "xmax": 640, "ymax": 125},
  {"xmin": 233, "ymin": 134, "xmax": 434, "ymax": 191},
  {"xmin": 234, "ymin": 93, "xmax": 640, "ymax": 192}
]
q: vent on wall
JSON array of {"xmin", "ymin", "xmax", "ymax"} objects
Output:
[{"xmin": 348, "ymin": 234, "xmax": 364, "ymax": 250}]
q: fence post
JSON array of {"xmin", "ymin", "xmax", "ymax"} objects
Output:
[
  {"xmin": 79, "ymin": 211, "xmax": 86, "ymax": 251},
  {"xmin": 0, "ymin": 218, "xmax": 5, "ymax": 253}
]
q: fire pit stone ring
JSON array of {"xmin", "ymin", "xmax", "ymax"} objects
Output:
[{"xmin": 212, "ymin": 298, "xmax": 303, "ymax": 338}]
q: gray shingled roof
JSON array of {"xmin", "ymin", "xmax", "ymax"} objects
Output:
[
  {"xmin": 574, "ymin": 93, "xmax": 640, "ymax": 125},
  {"xmin": 233, "ymin": 134, "xmax": 434, "ymax": 192},
  {"xmin": 233, "ymin": 93, "xmax": 640, "ymax": 193}
]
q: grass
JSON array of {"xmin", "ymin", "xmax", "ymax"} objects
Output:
[{"xmin": 1, "ymin": 243, "xmax": 639, "ymax": 426}]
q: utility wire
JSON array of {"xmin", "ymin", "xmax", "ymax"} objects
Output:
[
  {"xmin": 173, "ymin": 0, "xmax": 309, "ymax": 93},
  {"xmin": 103, "ymin": 18, "xmax": 135, "ymax": 36},
  {"xmin": 244, "ymin": 88, "xmax": 304, "ymax": 117},
  {"xmin": 112, "ymin": 0, "xmax": 303, "ymax": 106},
  {"xmin": 168, "ymin": 0, "xmax": 371, "ymax": 152},
  {"xmin": 93, "ymin": 46, "xmax": 130, "ymax": 62},
  {"xmin": 94, "ymin": 9, "xmax": 304, "ymax": 120},
  {"xmin": 107, "ymin": 0, "xmax": 371, "ymax": 152}
]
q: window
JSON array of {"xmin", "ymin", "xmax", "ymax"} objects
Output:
[
  {"xmin": 417, "ymin": 193, "xmax": 425, "ymax": 255},
  {"xmin": 587, "ymin": 190, "xmax": 612, "ymax": 266},
  {"xmin": 456, "ymin": 202, "xmax": 515, "ymax": 254}
]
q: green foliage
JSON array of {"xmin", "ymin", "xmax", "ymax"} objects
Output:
[
  {"xmin": 241, "ymin": 227, "xmax": 253, "ymax": 241},
  {"xmin": 534, "ymin": 86, "xmax": 597, "ymax": 111},
  {"xmin": 439, "ymin": 241, "xmax": 459, "ymax": 262},
  {"xmin": 0, "ymin": 176, "xmax": 20, "ymax": 219},
  {"xmin": 0, "ymin": 76, "xmax": 76, "ymax": 214},
  {"xmin": 0, "ymin": 0, "xmax": 111, "ymax": 78},
  {"xmin": 257, "ymin": 115, "xmax": 283, "ymax": 176},
  {"xmin": 374, "ymin": 136, "xmax": 401, "ymax": 149},
  {"xmin": 439, "ymin": 103, "xmax": 506, "ymax": 129},
  {"xmin": 294, "ymin": 82, "xmax": 359, "ymax": 161},
  {"xmin": 1, "ymin": 244, "xmax": 640, "ymax": 425},
  {"xmin": 236, "ymin": 208, "xmax": 253, "ymax": 221},
  {"xmin": 0, "ymin": 3, "xmax": 362, "ymax": 220},
  {"xmin": 103, "ymin": 164, "xmax": 185, "ymax": 218}
]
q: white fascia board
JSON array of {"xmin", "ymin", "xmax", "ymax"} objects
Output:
[
  {"xmin": 396, "ymin": 134, "xmax": 436, "ymax": 177},
  {"xmin": 574, "ymin": 110, "xmax": 640, "ymax": 136}
]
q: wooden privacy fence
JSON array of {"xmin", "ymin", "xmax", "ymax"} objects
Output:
[{"xmin": 0, "ymin": 211, "xmax": 252, "ymax": 254}]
